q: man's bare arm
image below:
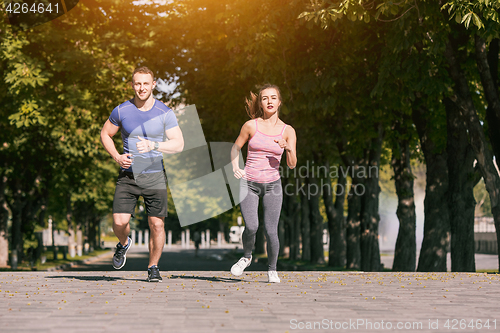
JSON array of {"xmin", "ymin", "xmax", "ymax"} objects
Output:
[
  {"xmin": 136, "ymin": 125, "xmax": 184, "ymax": 154},
  {"xmin": 100, "ymin": 120, "xmax": 132, "ymax": 168}
]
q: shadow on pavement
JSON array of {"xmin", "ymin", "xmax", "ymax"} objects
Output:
[
  {"xmin": 43, "ymin": 275, "xmax": 147, "ymax": 282},
  {"xmin": 168, "ymin": 274, "xmax": 243, "ymax": 282},
  {"xmin": 63, "ymin": 248, "xmax": 268, "ymax": 273}
]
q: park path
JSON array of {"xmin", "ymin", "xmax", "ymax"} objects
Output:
[
  {"xmin": 65, "ymin": 243, "xmax": 500, "ymax": 272},
  {"xmin": 1, "ymin": 246, "xmax": 500, "ymax": 332},
  {"xmin": 63, "ymin": 245, "xmax": 269, "ymax": 272}
]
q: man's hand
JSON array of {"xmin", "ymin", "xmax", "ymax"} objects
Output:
[
  {"xmin": 137, "ymin": 136, "xmax": 153, "ymax": 153},
  {"xmin": 116, "ymin": 154, "xmax": 133, "ymax": 168}
]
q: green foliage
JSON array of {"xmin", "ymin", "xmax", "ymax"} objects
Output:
[
  {"xmin": 0, "ymin": 0, "xmax": 179, "ymax": 257},
  {"xmin": 3, "ymin": 0, "xmax": 498, "ymax": 261},
  {"xmin": 442, "ymin": 0, "xmax": 500, "ymax": 30},
  {"xmin": 299, "ymin": 0, "xmax": 500, "ymax": 31}
]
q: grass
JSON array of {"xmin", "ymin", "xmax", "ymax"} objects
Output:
[
  {"xmin": 0, "ymin": 249, "xmax": 111, "ymax": 272},
  {"xmin": 477, "ymin": 269, "xmax": 499, "ymax": 274},
  {"xmin": 101, "ymin": 235, "xmax": 119, "ymax": 243}
]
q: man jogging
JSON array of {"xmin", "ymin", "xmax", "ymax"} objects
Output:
[{"xmin": 100, "ymin": 66, "xmax": 184, "ymax": 282}]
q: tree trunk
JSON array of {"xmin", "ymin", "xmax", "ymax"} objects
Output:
[
  {"xmin": 286, "ymin": 177, "xmax": 301, "ymax": 260},
  {"xmin": 360, "ymin": 127, "xmax": 383, "ymax": 272},
  {"xmin": 89, "ymin": 215, "xmax": 99, "ymax": 251},
  {"xmin": 475, "ymin": 36, "xmax": 500, "ymax": 125},
  {"xmin": 484, "ymin": 38, "xmax": 500, "ymax": 160},
  {"xmin": 0, "ymin": 175, "xmax": 9, "ymax": 267},
  {"xmin": 346, "ymin": 175, "xmax": 362, "ymax": 270},
  {"xmin": 278, "ymin": 215, "xmax": 286, "ymax": 258},
  {"xmin": 66, "ymin": 194, "xmax": 76, "ymax": 257},
  {"xmin": 34, "ymin": 189, "xmax": 49, "ymax": 264},
  {"xmin": 10, "ymin": 206, "xmax": 23, "ymax": 269},
  {"xmin": 281, "ymin": 188, "xmax": 291, "ymax": 258},
  {"xmin": 445, "ymin": 34, "xmax": 500, "ymax": 270},
  {"xmin": 8, "ymin": 180, "xmax": 27, "ymax": 269},
  {"xmin": 445, "ymin": 97, "xmax": 477, "ymax": 272},
  {"xmin": 413, "ymin": 104, "xmax": 450, "ymax": 272},
  {"xmin": 391, "ymin": 127, "xmax": 417, "ymax": 272},
  {"xmin": 293, "ymin": 196, "xmax": 301, "ymax": 260},
  {"xmin": 323, "ymin": 163, "xmax": 346, "ymax": 268},
  {"xmin": 300, "ymin": 178, "xmax": 311, "ymax": 261},
  {"xmin": 309, "ymin": 174, "xmax": 325, "ymax": 264},
  {"xmin": 336, "ymin": 133, "xmax": 366, "ymax": 270}
]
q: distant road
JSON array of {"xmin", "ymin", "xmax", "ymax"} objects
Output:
[
  {"xmin": 65, "ymin": 245, "xmax": 268, "ymax": 272},
  {"xmin": 67, "ymin": 244, "xmax": 498, "ymax": 272}
]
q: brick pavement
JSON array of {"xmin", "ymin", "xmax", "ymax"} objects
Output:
[
  {"xmin": 1, "ymin": 271, "xmax": 500, "ymax": 332},
  {"xmin": 1, "ymin": 248, "xmax": 500, "ymax": 333}
]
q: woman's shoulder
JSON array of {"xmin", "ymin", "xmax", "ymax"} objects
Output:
[
  {"xmin": 282, "ymin": 122, "xmax": 296, "ymax": 137},
  {"xmin": 238, "ymin": 119, "xmax": 257, "ymax": 137},
  {"xmin": 242, "ymin": 119, "xmax": 257, "ymax": 130}
]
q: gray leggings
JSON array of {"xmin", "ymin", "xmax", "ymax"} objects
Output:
[{"xmin": 240, "ymin": 179, "xmax": 283, "ymax": 271}]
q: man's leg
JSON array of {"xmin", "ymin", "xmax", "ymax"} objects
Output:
[
  {"xmin": 112, "ymin": 213, "xmax": 134, "ymax": 270},
  {"xmin": 113, "ymin": 213, "xmax": 132, "ymax": 246},
  {"xmin": 111, "ymin": 173, "xmax": 139, "ymax": 270},
  {"xmin": 148, "ymin": 216, "xmax": 165, "ymax": 267},
  {"xmin": 112, "ymin": 173, "xmax": 139, "ymax": 247},
  {"xmin": 140, "ymin": 172, "xmax": 167, "ymax": 281}
]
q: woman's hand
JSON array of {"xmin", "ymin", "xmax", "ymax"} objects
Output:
[
  {"xmin": 233, "ymin": 168, "xmax": 246, "ymax": 179},
  {"xmin": 274, "ymin": 138, "xmax": 289, "ymax": 151}
]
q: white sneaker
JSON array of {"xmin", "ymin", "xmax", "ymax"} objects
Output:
[
  {"xmin": 231, "ymin": 256, "xmax": 252, "ymax": 276},
  {"xmin": 268, "ymin": 271, "xmax": 280, "ymax": 283}
]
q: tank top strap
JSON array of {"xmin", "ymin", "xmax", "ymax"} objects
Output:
[
  {"xmin": 280, "ymin": 124, "xmax": 287, "ymax": 135},
  {"xmin": 255, "ymin": 118, "xmax": 259, "ymax": 131}
]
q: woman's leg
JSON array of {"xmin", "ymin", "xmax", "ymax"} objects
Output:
[
  {"xmin": 262, "ymin": 180, "xmax": 283, "ymax": 271},
  {"xmin": 240, "ymin": 180, "xmax": 260, "ymax": 258}
]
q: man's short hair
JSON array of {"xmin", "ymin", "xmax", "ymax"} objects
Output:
[{"xmin": 132, "ymin": 66, "xmax": 155, "ymax": 82}]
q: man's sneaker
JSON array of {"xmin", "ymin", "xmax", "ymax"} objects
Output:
[
  {"xmin": 147, "ymin": 265, "xmax": 162, "ymax": 282},
  {"xmin": 112, "ymin": 236, "xmax": 133, "ymax": 270},
  {"xmin": 231, "ymin": 256, "xmax": 252, "ymax": 276},
  {"xmin": 268, "ymin": 271, "xmax": 280, "ymax": 283}
]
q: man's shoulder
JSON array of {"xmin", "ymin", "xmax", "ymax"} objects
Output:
[
  {"xmin": 112, "ymin": 99, "xmax": 134, "ymax": 113},
  {"xmin": 116, "ymin": 99, "xmax": 134, "ymax": 110},
  {"xmin": 152, "ymin": 99, "xmax": 173, "ymax": 114}
]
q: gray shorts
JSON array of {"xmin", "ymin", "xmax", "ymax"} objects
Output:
[{"xmin": 112, "ymin": 171, "xmax": 168, "ymax": 217}]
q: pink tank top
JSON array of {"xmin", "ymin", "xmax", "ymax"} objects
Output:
[{"xmin": 244, "ymin": 119, "xmax": 287, "ymax": 183}]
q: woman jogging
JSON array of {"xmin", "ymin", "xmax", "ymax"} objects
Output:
[{"xmin": 230, "ymin": 84, "xmax": 297, "ymax": 283}]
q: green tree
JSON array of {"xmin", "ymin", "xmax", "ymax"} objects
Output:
[
  {"xmin": 301, "ymin": 0, "xmax": 500, "ymax": 272},
  {"xmin": 0, "ymin": 0, "xmax": 178, "ymax": 265}
]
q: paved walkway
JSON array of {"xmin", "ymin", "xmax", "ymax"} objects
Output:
[
  {"xmin": 1, "ymin": 247, "xmax": 500, "ymax": 333},
  {"xmin": 64, "ymin": 245, "xmax": 268, "ymax": 272}
]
